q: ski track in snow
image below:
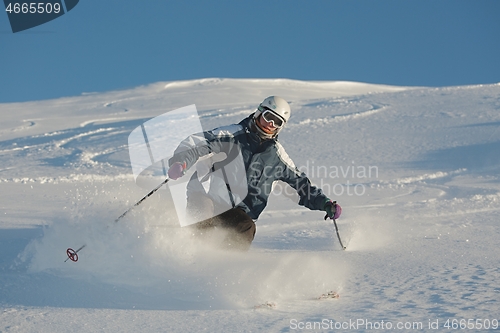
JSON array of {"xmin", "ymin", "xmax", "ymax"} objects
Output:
[{"xmin": 1, "ymin": 79, "xmax": 500, "ymax": 332}]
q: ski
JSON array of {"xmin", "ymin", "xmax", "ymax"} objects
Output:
[
  {"xmin": 253, "ymin": 301, "xmax": 277, "ymax": 309},
  {"xmin": 253, "ymin": 291, "xmax": 339, "ymax": 309},
  {"xmin": 317, "ymin": 291, "xmax": 340, "ymax": 300}
]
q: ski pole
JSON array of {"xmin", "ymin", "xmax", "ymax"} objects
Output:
[
  {"xmin": 65, "ymin": 177, "xmax": 170, "ymax": 262},
  {"xmin": 332, "ymin": 218, "xmax": 346, "ymax": 250},
  {"xmin": 65, "ymin": 244, "xmax": 86, "ymax": 262},
  {"xmin": 324, "ymin": 201, "xmax": 346, "ymax": 250},
  {"xmin": 113, "ymin": 177, "xmax": 170, "ymax": 223}
]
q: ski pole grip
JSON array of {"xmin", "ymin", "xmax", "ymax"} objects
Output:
[{"xmin": 324, "ymin": 200, "xmax": 337, "ymax": 220}]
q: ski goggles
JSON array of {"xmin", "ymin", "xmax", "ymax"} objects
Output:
[{"xmin": 258, "ymin": 106, "xmax": 285, "ymax": 128}]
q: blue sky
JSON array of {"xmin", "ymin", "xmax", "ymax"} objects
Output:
[{"xmin": 1, "ymin": 0, "xmax": 499, "ymax": 103}]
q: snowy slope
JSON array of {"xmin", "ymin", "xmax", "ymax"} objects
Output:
[{"xmin": 1, "ymin": 79, "xmax": 500, "ymax": 332}]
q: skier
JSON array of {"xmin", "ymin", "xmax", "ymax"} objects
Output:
[{"xmin": 167, "ymin": 96, "xmax": 341, "ymax": 251}]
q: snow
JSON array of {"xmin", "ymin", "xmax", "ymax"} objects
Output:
[{"xmin": 1, "ymin": 78, "xmax": 500, "ymax": 332}]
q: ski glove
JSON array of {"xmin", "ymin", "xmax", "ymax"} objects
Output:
[
  {"xmin": 168, "ymin": 161, "xmax": 187, "ymax": 180},
  {"xmin": 324, "ymin": 200, "xmax": 342, "ymax": 220}
]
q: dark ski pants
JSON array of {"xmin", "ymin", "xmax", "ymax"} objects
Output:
[{"xmin": 186, "ymin": 193, "xmax": 256, "ymax": 251}]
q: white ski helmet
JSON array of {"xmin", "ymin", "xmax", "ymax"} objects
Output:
[{"xmin": 253, "ymin": 96, "xmax": 291, "ymax": 138}]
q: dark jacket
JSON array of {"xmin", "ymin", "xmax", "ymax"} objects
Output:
[{"xmin": 169, "ymin": 115, "xmax": 328, "ymax": 220}]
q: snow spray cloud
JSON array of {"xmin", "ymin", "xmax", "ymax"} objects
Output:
[
  {"xmin": 127, "ymin": 105, "xmax": 247, "ymax": 227},
  {"xmin": 3, "ymin": 0, "xmax": 79, "ymax": 33}
]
